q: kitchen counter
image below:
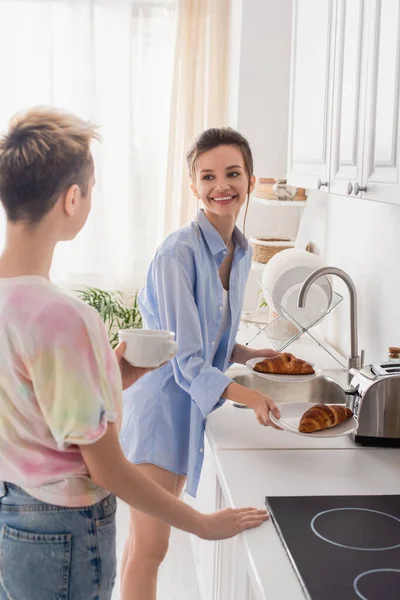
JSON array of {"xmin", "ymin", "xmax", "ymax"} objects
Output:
[
  {"xmin": 212, "ymin": 448, "xmax": 400, "ymax": 600},
  {"xmin": 206, "ymin": 332, "xmax": 352, "ymax": 452},
  {"xmin": 206, "ymin": 400, "xmax": 361, "ymax": 451},
  {"xmin": 191, "ymin": 329, "xmax": 400, "ymax": 600}
]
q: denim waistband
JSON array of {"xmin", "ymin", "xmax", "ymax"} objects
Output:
[
  {"xmin": 0, "ymin": 481, "xmax": 116, "ymax": 518},
  {"xmin": 0, "ymin": 481, "xmax": 36, "ymax": 499}
]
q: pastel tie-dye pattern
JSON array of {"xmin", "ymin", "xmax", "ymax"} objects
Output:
[{"xmin": 0, "ymin": 277, "xmax": 122, "ymax": 507}]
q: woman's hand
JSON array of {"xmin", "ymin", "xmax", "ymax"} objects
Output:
[
  {"xmin": 223, "ymin": 383, "xmax": 282, "ymax": 429},
  {"xmin": 197, "ymin": 507, "xmax": 269, "ymax": 540},
  {"xmin": 115, "ymin": 341, "xmax": 164, "ymax": 390},
  {"xmin": 254, "ymin": 348, "xmax": 281, "ymax": 359},
  {"xmin": 245, "ymin": 389, "xmax": 283, "ymax": 429},
  {"xmin": 231, "ymin": 343, "xmax": 280, "ymax": 365}
]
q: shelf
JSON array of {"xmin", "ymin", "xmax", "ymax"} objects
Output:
[
  {"xmin": 252, "ymin": 197, "xmax": 306, "ymax": 207},
  {"xmin": 251, "ymin": 261, "xmax": 266, "ymax": 271}
]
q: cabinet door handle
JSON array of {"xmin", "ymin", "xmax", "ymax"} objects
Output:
[
  {"xmin": 317, "ymin": 178, "xmax": 328, "ymax": 190},
  {"xmin": 347, "ymin": 182, "xmax": 353, "ymax": 195},
  {"xmin": 354, "ymin": 182, "xmax": 367, "ymax": 196}
]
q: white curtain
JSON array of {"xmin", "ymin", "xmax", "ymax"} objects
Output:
[
  {"xmin": 0, "ymin": 0, "xmax": 177, "ymax": 292},
  {"xmin": 164, "ymin": 0, "xmax": 230, "ymax": 234}
]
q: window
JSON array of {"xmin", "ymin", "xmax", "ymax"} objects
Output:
[{"xmin": 0, "ymin": 0, "xmax": 177, "ymax": 290}]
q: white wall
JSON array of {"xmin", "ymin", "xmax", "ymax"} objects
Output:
[
  {"xmin": 297, "ymin": 189, "xmax": 400, "ymax": 365},
  {"xmin": 323, "ymin": 194, "xmax": 400, "ymax": 365}
]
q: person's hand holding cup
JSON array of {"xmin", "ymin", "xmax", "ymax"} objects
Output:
[{"xmin": 115, "ymin": 329, "xmax": 178, "ymax": 390}]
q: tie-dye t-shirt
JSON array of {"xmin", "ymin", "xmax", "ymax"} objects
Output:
[{"xmin": 0, "ymin": 276, "xmax": 122, "ymax": 507}]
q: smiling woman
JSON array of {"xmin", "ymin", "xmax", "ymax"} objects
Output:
[
  {"xmin": 194, "ymin": 148, "xmax": 251, "ymax": 215},
  {"xmin": 187, "ymin": 128, "xmax": 256, "ymax": 237},
  {"xmin": 119, "ymin": 126, "xmax": 281, "ymax": 600}
]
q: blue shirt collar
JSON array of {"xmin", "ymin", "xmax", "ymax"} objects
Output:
[{"xmin": 196, "ymin": 210, "xmax": 248, "ymax": 256}]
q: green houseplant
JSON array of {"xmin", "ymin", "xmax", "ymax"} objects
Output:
[
  {"xmin": 258, "ymin": 289, "xmax": 268, "ymax": 309},
  {"xmin": 76, "ymin": 287, "xmax": 143, "ymax": 348}
]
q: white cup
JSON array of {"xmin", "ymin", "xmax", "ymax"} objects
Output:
[{"xmin": 118, "ymin": 329, "xmax": 178, "ymax": 368}]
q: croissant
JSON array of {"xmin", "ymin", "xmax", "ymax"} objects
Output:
[
  {"xmin": 253, "ymin": 353, "xmax": 315, "ymax": 375},
  {"xmin": 299, "ymin": 404, "xmax": 353, "ymax": 433}
]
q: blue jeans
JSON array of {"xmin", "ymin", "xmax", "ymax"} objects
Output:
[{"xmin": 0, "ymin": 482, "xmax": 117, "ymax": 600}]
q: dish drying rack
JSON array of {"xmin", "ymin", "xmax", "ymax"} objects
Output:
[{"xmin": 244, "ymin": 285, "xmax": 346, "ymax": 369}]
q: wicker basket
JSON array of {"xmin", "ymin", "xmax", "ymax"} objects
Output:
[{"xmin": 250, "ymin": 237, "xmax": 295, "ymax": 264}]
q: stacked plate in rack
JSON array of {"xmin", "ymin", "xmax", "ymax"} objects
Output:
[{"xmin": 261, "ymin": 248, "xmax": 333, "ymax": 329}]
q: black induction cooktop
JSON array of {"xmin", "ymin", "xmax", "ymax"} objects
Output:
[{"xmin": 265, "ymin": 495, "xmax": 400, "ymax": 600}]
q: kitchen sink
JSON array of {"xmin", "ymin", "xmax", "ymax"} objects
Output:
[{"xmin": 226, "ymin": 368, "xmax": 347, "ymax": 406}]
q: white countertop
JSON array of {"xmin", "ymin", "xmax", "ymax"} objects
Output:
[
  {"xmin": 206, "ymin": 401, "xmax": 362, "ymax": 451},
  {"xmin": 201, "ymin": 328, "xmax": 400, "ymax": 600},
  {"xmin": 206, "ymin": 332, "xmax": 353, "ymax": 451},
  {"xmin": 213, "ymin": 448, "xmax": 400, "ymax": 600}
]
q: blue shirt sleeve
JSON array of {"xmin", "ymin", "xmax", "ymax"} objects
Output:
[{"xmin": 154, "ymin": 253, "xmax": 233, "ymax": 418}]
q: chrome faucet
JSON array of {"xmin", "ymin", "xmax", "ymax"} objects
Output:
[{"xmin": 297, "ymin": 266, "xmax": 364, "ymax": 384}]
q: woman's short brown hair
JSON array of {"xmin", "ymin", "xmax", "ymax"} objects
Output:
[{"xmin": 0, "ymin": 106, "xmax": 100, "ymax": 224}]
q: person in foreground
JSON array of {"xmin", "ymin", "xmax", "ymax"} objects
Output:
[
  {"xmin": 120, "ymin": 127, "xmax": 282, "ymax": 600},
  {"xmin": 0, "ymin": 108, "xmax": 268, "ymax": 600}
]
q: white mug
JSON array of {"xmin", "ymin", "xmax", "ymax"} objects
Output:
[{"xmin": 118, "ymin": 329, "xmax": 178, "ymax": 368}]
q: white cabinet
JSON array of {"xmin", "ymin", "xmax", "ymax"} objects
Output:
[
  {"xmin": 213, "ymin": 487, "xmax": 237, "ymax": 600},
  {"xmin": 188, "ymin": 440, "xmax": 260, "ymax": 600},
  {"xmin": 287, "ymin": 0, "xmax": 337, "ymax": 191},
  {"xmin": 231, "ymin": 539, "xmax": 259, "ymax": 600},
  {"xmin": 361, "ymin": 0, "xmax": 400, "ymax": 204},
  {"xmin": 187, "ymin": 438, "xmax": 219, "ymax": 600},
  {"xmin": 329, "ymin": 0, "xmax": 368, "ymax": 196},
  {"xmin": 289, "ymin": 0, "xmax": 400, "ymax": 204}
]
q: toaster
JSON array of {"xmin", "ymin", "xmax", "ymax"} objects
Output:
[{"xmin": 346, "ymin": 362, "xmax": 400, "ymax": 446}]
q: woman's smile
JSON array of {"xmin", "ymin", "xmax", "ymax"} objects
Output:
[{"xmin": 209, "ymin": 193, "xmax": 238, "ymax": 206}]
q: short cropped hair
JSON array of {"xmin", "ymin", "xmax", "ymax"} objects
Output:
[{"xmin": 0, "ymin": 106, "xmax": 100, "ymax": 224}]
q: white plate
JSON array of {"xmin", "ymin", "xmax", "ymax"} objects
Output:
[
  {"xmin": 246, "ymin": 357, "xmax": 322, "ymax": 382},
  {"xmin": 280, "ymin": 282, "xmax": 330, "ymax": 328},
  {"xmin": 261, "ymin": 249, "xmax": 331, "ymax": 310},
  {"xmin": 269, "ymin": 402, "xmax": 359, "ymax": 438},
  {"xmin": 272, "ymin": 266, "xmax": 332, "ymax": 316},
  {"xmin": 272, "ymin": 266, "xmax": 332, "ymax": 306}
]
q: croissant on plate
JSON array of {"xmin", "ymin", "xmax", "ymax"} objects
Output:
[
  {"xmin": 299, "ymin": 404, "xmax": 353, "ymax": 433},
  {"xmin": 253, "ymin": 353, "xmax": 315, "ymax": 375}
]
